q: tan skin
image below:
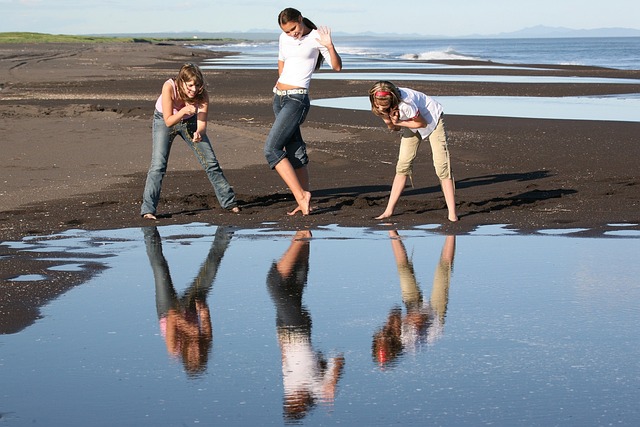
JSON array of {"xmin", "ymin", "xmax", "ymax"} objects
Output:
[
  {"xmin": 275, "ymin": 230, "xmax": 312, "ymax": 277},
  {"xmin": 275, "ymin": 17, "xmax": 342, "ymax": 216},
  {"xmin": 373, "ymin": 101, "xmax": 458, "ymax": 222}
]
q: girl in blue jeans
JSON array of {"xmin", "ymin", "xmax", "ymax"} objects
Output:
[
  {"xmin": 141, "ymin": 63, "xmax": 239, "ymax": 220},
  {"xmin": 264, "ymin": 7, "xmax": 342, "ymax": 216}
]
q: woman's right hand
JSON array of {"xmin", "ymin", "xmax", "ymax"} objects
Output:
[{"xmin": 180, "ymin": 104, "xmax": 197, "ymax": 117}]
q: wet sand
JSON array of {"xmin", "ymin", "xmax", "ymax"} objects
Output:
[{"xmin": 1, "ymin": 41, "xmax": 640, "ymax": 242}]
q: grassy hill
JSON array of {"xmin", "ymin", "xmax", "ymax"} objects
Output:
[{"xmin": 0, "ymin": 32, "xmax": 236, "ymax": 44}]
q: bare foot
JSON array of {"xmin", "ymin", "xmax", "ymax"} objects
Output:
[
  {"xmin": 228, "ymin": 206, "xmax": 241, "ymax": 213},
  {"xmin": 287, "ymin": 205, "xmax": 313, "ymax": 216},
  {"xmin": 143, "ymin": 213, "xmax": 157, "ymax": 220},
  {"xmin": 294, "ymin": 230, "xmax": 312, "ymax": 240},
  {"xmin": 448, "ymin": 214, "xmax": 459, "ymax": 222},
  {"xmin": 287, "ymin": 191, "xmax": 311, "ymax": 216},
  {"xmin": 375, "ymin": 212, "xmax": 392, "ymax": 220},
  {"xmin": 287, "ymin": 206, "xmax": 301, "ymax": 216}
]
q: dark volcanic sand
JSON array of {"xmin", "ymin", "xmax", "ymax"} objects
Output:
[{"xmin": 1, "ymin": 42, "xmax": 639, "ymax": 241}]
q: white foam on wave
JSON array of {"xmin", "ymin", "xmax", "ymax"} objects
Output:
[
  {"xmin": 336, "ymin": 46, "xmax": 383, "ymax": 56},
  {"xmin": 399, "ymin": 48, "xmax": 481, "ymax": 62}
]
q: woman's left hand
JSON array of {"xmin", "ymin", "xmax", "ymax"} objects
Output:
[
  {"xmin": 389, "ymin": 109, "xmax": 400, "ymax": 125},
  {"xmin": 192, "ymin": 131, "xmax": 202, "ymax": 142},
  {"xmin": 316, "ymin": 26, "xmax": 334, "ymax": 47}
]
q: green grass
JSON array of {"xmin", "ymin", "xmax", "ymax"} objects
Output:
[
  {"xmin": 0, "ymin": 32, "xmax": 136, "ymax": 43},
  {"xmin": 0, "ymin": 32, "xmax": 239, "ymax": 44}
]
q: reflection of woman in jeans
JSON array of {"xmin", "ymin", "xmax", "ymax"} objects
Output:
[
  {"xmin": 143, "ymin": 225, "xmax": 233, "ymax": 377},
  {"xmin": 264, "ymin": 8, "xmax": 342, "ymax": 216},
  {"xmin": 267, "ymin": 230, "xmax": 345, "ymax": 422},
  {"xmin": 373, "ymin": 232, "xmax": 456, "ymax": 368}
]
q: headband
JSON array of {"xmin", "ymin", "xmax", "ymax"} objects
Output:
[{"xmin": 374, "ymin": 91, "xmax": 391, "ymax": 97}]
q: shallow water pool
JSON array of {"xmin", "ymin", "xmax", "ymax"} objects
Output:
[
  {"xmin": 311, "ymin": 94, "xmax": 640, "ymax": 123},
  {"xmin": 1, "ymin": 224, "xmax": 639, "ymax": 426}
]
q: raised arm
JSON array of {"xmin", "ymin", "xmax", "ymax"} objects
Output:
[{"xmin": 316, "ymin": 26, "xmax": 342, "ymax": 71}]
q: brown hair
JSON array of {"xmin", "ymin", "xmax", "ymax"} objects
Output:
[
  {"xmin": 277, "ymin": 7, "xmax": 323, "ymax": 70},
  {"xmin": 368, "ymin": 80, "xmax": 402, "ymax": 117},
  {"xmin": 372, "ymin": 307, "xmax": 403, "ymax": 367},
  {"xmin": 175, "ymin": 63, "xmax": 207, "ymax": 104},
  {"xmin": 278, "ymin": 7, "xmax": 317, "ymax": 30}
]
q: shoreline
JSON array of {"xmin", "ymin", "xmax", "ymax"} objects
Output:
[{"xmin": 1, "ymin": 41, "xmax": 640, "ymax": 242}]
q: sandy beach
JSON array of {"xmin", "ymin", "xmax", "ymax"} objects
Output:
[
  {"xmin": 1, "ymin": 41, "xmax": 639, "ymax": 243},
  {"xmin": 2, "ymin": 29, "xmax": 640, "ymax": 426}
]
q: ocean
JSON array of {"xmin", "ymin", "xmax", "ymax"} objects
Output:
[
  {"xmin": 198, "ymin": 36, "xmax": 640, "ymax": 70},
  {"xmin": 198, "ymin": 35, "xmax": 640, "ymax": 122}
]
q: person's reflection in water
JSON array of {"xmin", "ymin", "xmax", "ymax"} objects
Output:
[
  {"xmin": 267, "ymin": 230, "xmax": 345, "ymax": 423},
  {"xmin": 373, "ymin": 231, "xmax": 456, "ymax": 368},
  {"xmin": 143, "ymin": 225, "xmax": 233, "ymax": 378}
]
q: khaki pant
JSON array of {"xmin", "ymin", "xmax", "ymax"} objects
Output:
[{"xmin": 396, "ymin": 116, "xmax": 452, "ymax": 180}]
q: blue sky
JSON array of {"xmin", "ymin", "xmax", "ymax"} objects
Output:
[{"xmin": 2, "ymin": 0, "xmax": 640, "ymax": 37}]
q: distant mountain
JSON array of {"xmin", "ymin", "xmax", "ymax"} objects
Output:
[
  {"xmin": 99, "ymin": 26, "xmax": 640, "ymax": 40},
  {"xmin": 345, "ymin": 25, "xmax": 640, "ymax": 39},
  {"xmin": 473, "ymin": 25, "xmax": 640, "ymax": 38}
]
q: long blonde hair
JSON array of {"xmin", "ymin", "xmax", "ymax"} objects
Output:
[
  {"xmin": 175, "ymin": 63, "xmax": 207, "ymax": 104},
  {"xmin": 368, "ymin": 81, "xmax": 402, "ymax": 117}
]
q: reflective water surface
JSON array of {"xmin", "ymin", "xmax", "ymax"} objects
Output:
[
  {"xmin": 1, "ymin": 224, "xmax": 639, "ymax": 426},
  {"xmin": 311, "ymin": 94, "xmax": 640, "ymax": 123}
]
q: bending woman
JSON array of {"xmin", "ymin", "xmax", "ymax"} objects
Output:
[
  {"xmin": 369, "ymin": 81, "xmax": 458, "ymax": 222},
  {"xmin": 141, "ymin": 63, "xmax": 239, "ymax": 220}
]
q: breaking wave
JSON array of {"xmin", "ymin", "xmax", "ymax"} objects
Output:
[{"xmin": 398, "ymin": 47, "xmax": 482, "ymax": 61}]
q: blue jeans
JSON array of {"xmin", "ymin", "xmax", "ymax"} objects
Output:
[
  {"xmin": 143, "ymin": 225, "xmax": 232, "ymax": 317},
  {"xmin": 264, "ymin": 93, "xmax": 310, "ymax": 169},
  {"xmin": 141, "ymin": 111, "xmax": 236, "ymax": 215}
]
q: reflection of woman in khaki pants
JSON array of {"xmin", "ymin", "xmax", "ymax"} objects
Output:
[
  {"xmin": 373, "ymin": 232, "xmax": 456, "ymax": 367},
  {"xmin": 369, "ymin": 81, "xmax": 458, "ymax": 222}
]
